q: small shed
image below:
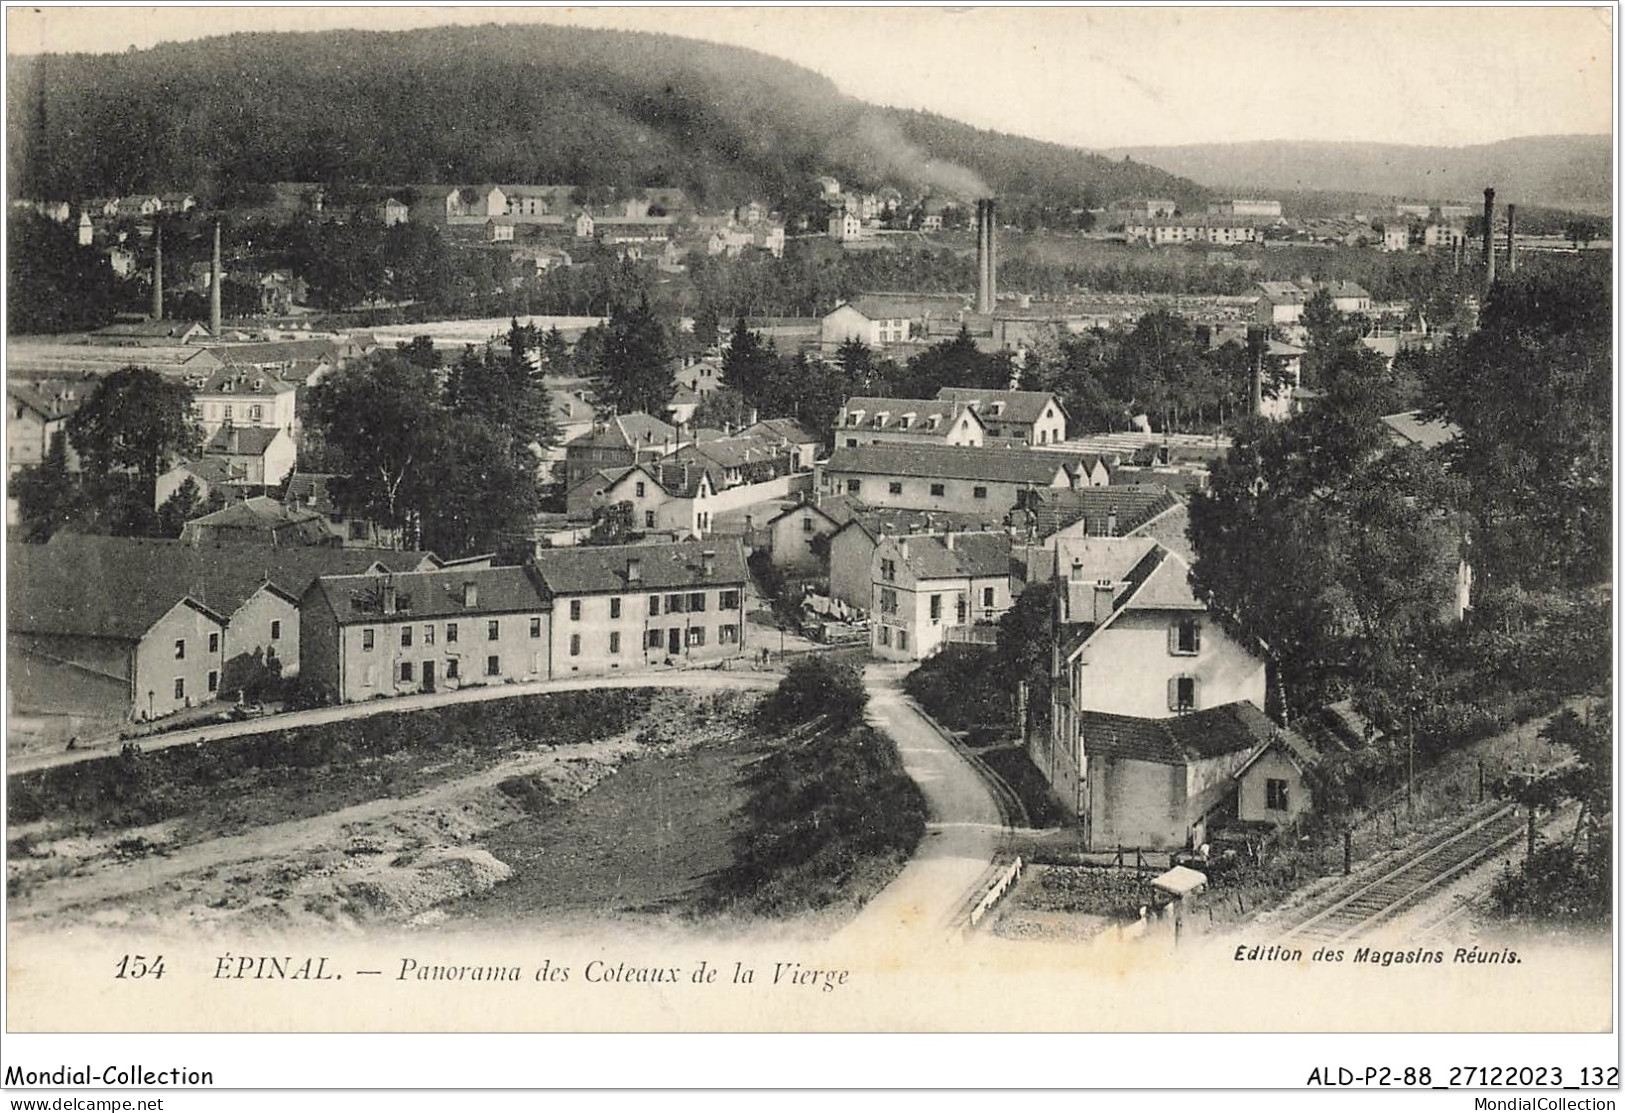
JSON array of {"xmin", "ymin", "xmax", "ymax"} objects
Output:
[{"xmin": 1233, "ymin": 726, "xmax": 1319, "ymax": 825}]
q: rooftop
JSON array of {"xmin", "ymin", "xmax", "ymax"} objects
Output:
[
  {"xmin": 887, "ymin": 531, "xmax": 1011, "ymax": 581},
  {"xmin": 825, "ymin": 443, "xmax": 1074, "ymax": 486},
  {"xmin": 1018, "ymin": 484, "xmax": 1181, "ymax": 541},
  {"xmin": 936, "ymin": 388, "xmax": 1064, "ymax": 427},
  {"xmin": 530, "ymin": 541, "xmax": 747, "ymax": 595},
  {"xmin": 1079, "ymin": 701, "xmax": 1277, "ymax": 765}
]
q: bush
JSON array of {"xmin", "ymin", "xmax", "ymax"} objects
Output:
[
  {"xmin": 903, "ymin": 645, "xmax": 1007, "ymax": 732},
  {"xmin": 761, "ymin": 656, "xmax": 868, "ymax": 728}
]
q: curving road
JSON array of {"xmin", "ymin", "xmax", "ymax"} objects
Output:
[{"xmin": 837, "ymin": 664, "xmax": 1010, "ymax": 943}]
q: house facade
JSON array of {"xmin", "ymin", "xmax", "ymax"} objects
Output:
[
  {"xmin": 820, "ymin": 443, "xmax": 1074, "ymax": 516},
  {"xmin": 530, "ymin": 542, "xmax": 748, "ymax": 675},
  {"xmin": 834, "ymin": 397, "xmax": 985, "ymax": 449},
  {"xmin": 300, "ymin": 566, "xmax": 553, "ymax": 704},
  {"xmin": 936, "ymin": 388, "xmax": 1069, "ymax": 447},
  {"xmin": 870, "ymin": 532, "xmax": 1013, "ymax": 661},
  {"xmin": 192, "ymin": 366, "xmax": 299, "ymax": 439}
]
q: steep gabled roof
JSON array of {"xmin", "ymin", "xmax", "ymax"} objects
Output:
[
  {"xmin": 936, "ymin": 388, "xmax": 1068, "ymax": 427},
  {"xmin": 889, "ymin": 532, "xmax": 1011, "ymax": 582},
  {"xmin": 1079, "ymin": 701, "xmax": 1275, "ymax": 765},
  {"xmin": 1021, "ymin": 484, "xmax": 1181, "ymax": 541},
  {"xmin": 530, "ymin": 541, "xmax": 747, "ymax": 595},
  {"xmin": 568, "ymin": 412, "xmax": 679, "ymax": 452},
  {"xmin": 838, "ymin": 396, "xmax": 984, "ymax": 437},
  {"xmin": 205, "ymin": 425, "xmax": 287, "ymax": 457}
]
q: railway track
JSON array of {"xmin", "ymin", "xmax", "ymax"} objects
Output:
[{"xmin": 1272, "ymin": 805, "xmax": 1524, "ymax": 945}]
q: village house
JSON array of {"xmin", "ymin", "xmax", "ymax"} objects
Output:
[
  {"xmin": 1012, "ymin": 484, "xmax": 1184, "ymax": 564},
  {"xmin": 379, "ymin": 198, "xmax": 410, "ymax": 226},
  {"xmin": 90, "ymin": 320, "xmax": 214, "ymax": 346},
  {"xmin": 7, "ymin": 381, "xmax": 85, "ymax": 472},
  {"xmin": 1306, "ymin": 280, "xmax": 1374, "ymax": 314},
  {"xmin": 824, "ymin": 504, "xmax": 1008, "ymax": 610},
  {"xmin": 1233, "ymin": 724, "xmax": 1320, "ymax": 826},
  {"xmin": 819, "ymin": 294, "xmax": 970, "ymax": 352},
  {"xmin": 562, "ymin": 413, "xmax": 680, "ymax": 487},
  {"xmin": 1124, "ymin": 217, "xmax": 1261, "ymax": 246},
  {"xmin": 1032, "ymin": 535, "xmax": 1271, "ymax": 848},
  {"xmin": 567, "ymin": 459, "xmax": 721, "ymax": 535},
  {"xmin": 1254, "ymin": 281, "xmax": 1307, "ymax": 328},
  {"xmin": 764, "ymin": 494, "xmax": 861, "ymax": 573},
  {"xmin": 1207, "ymin": 199, "xmax": 1282, "ymax": 219},
  {"xmin": 201, "ymin": 425, "xmax": 297, "ymax": 488},
  {"xmin": 1112, "ymin": 198, "xmax": 1179, "ymax": 220},
  {"xmin": 529, "ymin": 541, "xmax": 748, "ymax": 675},
  {"xmin": 281, "ymin": 472, "xmax": 402, "ymax": 549},
  {"xmin": 834, "ymin": 396, "xmax": 986, "ymax": 449},
  {"xmin": 300, "ymin": 565, "xmax": 552, "ymax": 703},
  {"xmin": 870, "ymin": 531, "xmax": 1014, "ymax": 661},
  {"xmin": 820, "ymin": 443, "xmax": 1077, "ymax": 516},
  {"xmin": 191, "ymin": 365, "xmax": 300, "ymax": 439},
  {"xmin": 153, "ymin": 456, "xmax": 253, "ymax": 510},
  {"xmin": 935, "ymin": 388, "xmax": 1069, "ymax": 446},
  {"xmin": 180, "ymin": 495, "xmax": 333, "ymax": 547}
]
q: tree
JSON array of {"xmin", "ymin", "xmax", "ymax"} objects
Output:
[
  {"xmin": 395, "ymin": 336, "xmax": 441, "ymax": 370},
  {"xmin": 995, "ymin": 579, "xmax": 1056, "ymax": 737},
  {"xmin": 7, "ymin": 211, "xmax": 119, "ymax": 335},
  {"xmin": 66, "ymin": 366, "xmax": 198, "ymax": 495},
  {"xmin": 540, "ymin": 326, "xmax": 571, "ymax": 375},
  {"xmin": 586, "ymin": 296, "xmax": 672, "ymax": 416},
  {"xmin": 721, "ymin": 317, "xmax": 779, "ymax": 399},
  {"xmin": 155, "ymin": 476, "xmax": 207, "ymax": 537},
  {"xmin": 11, "ymin": 432, "xmax": 81, "ymax": 543},
  {"xmin": 1564, "ymin": 218, "xmax": 1599, "ymax": 250}
]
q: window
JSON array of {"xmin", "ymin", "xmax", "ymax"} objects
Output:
[
  {"xmin": 973, "ymin": 486, "xmax": 988, "ymax": 500},
  {"xmin": 686, "ymin": 627, "xmax": 706, "ymax": 648},
  {"xmin": 1266, "ymin": 778, "xmax": 1290, "ymax": 812},
  {"xmin": 635, "ymin": 481, "xmax": 646, "ymax": 498},
  {"xmin": 648, "ymin": 595, "xmax": 661, "ymax": 617},
  {"xmin": 269, "ymin": 622, "xmax": 280, "ymax": 642},
  {"xmin": 982, "ymin": 586, "xmax": 995, "ymax": 609},
  {"xmin": 880, "ymin": 558, "xmax": 896, "ymax": 582},
  {"xmin": 609, "ymin": 631, "xmax": 621, "ymax": 654},
  {"xmin": 208, "ymin": 632, "xmax": 220, "ymax": 653},
  {"xmin": 1170, "ymin": 675, "xmax": 1198, "ymax": 713},
  {"xmin": 447, "ymin": 659, "xmax": 460, "ymax": 679},
  {"xmin": 879, "ymin": 587, "xmax": 898, "ymax": 615},
  {"xmin": 929, "ymin": 594, "xmax": 942, "ymax": 623},
  {"xmin": 930, "ymin": 483, "xmax": 945, "ymax": 497},
  {"xmin": 530, "ymin": 616, "xmax": 543, "ymax": 638},
  {"xmin": 486, "ymin": 655, "xmax": 501, "ymax": 676},
  {"xmin": 897, "ymin": 630, "xmax": 909, "ymax": 652},
  {"xmin": 363, "ymin": 629, "xmax": 375, "ymax": 651},
  {"xmin": 400, "ymin": 661, "xmax": 414, "ymax": 683},
  {"xmin": 665, "ymin": 594, "xmax": 685, "ymax": 614},
  {"xmin": 174, "ymin": 678, "xmax": 185, "ymax": 700},
  {"xmin": 719, "ymin": 624, "xmax": 739, "ymax": 645},
  {"xmin": 802, "ymin": 516, "xmax": 815, "ymax": 533},
  {"xmin": 688, "ymin": 593, "xmax": 706, "ymax": 613},
  {"xmin": 222, "ymin": 404, "xmax": 233, "ymax": 421},
  {"xmin": 846, "ymin": 479, "xmax": 861, "ymax": 494},
  {"xmin": 423, "ymin": 625, "xmax": 434, "ymax": 646},
  {"xmin": 249, "ymin": 404, "xmax": 263, "ymax": 423},
  {"xmin": 175, "ymin": 639, "xmax": 186, "ymax": 660},
  {"xmin": 846, "ymin": 438, "xmax": 858, "ymax": 448},
  {"xmin": 610, "ymin": 597, "xmax": 622, "ymax": 619},
  {"xmin": 878, "ymin": 626, "xmax": 892, "ymax": 647},
  {"xmin": 956, "ymin": 595, "xmax": 967, "ymax": 624},
  {"xmin": 719, "ymin": 590, "xmax": 740, "ymax": 610},
  {"xmin": 1172, "ymin": 619, "xmax": 1201, "ymax": 655},
  {"xmin": 207, "ymin": 670, "xmax": 218, "ymax": 693},
  {"xmin": 401, "ymin": 626, "xmax": 413, "ymax": 648},
  {"xmin": 487, "ymin": 620, "xmax": 500, "ymax": 641},
  {"xmin": 645, "ymin": 510, "xmax": 656, "ymax": 529},
  {"xmin": 446, "ymin": 623, "xmax": 458, "ymax": 644},
  {"xmin": 647, "ymin": 629, "xmax": 663, "ymax": 650},
  {"xmin": 569, "ymin": 634, "xmax": 581, "ymax": 657},
  {"xmin": 569, "ymin": 599, "xmax": 581, "ymax": 621},
  {"xmin": 888, "ymin": 481, "xmax": 903, "ymax": 495}
]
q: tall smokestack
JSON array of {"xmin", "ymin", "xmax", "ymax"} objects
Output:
[
  {"xmin": 1505, "ymin": 203, "xmax": 1517, "ymax": 276},
  {"xmin": 151, "ymin": 222, "xmax": 164, "ymax": 321},
  {"xmin": 976, "ymin": 198, "xmax": 997, "ymax": 315},
  {"xmin": 1482, "ymin": 187, "xmax": 1496, "ymax": 290},
  {"xmin": 210, "ymin": 220, "xmax": 223, "ymax": 335}
]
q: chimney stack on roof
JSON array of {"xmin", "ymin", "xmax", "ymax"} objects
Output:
[{"xmin": 975, "ymin": 198, "xmax": 997, "ymax": 315}]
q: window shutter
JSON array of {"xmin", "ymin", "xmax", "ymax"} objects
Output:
[
  {"xmin": 1190, "ymin": 677, "xmax": 1201, "ymax": 711},
  {"xmin": 1192, "ymin": 622, "xmax": 1202, "ymax": 653},
  {"xmin": 1167, "ymin": 622, "xmax": 1179, "ymax": 655},
  {"xmin": 1167, "ymin": 675, "xmax": 1179, "ymax": 711}
]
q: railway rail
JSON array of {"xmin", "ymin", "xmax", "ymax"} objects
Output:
[{"xmin": 1272, "ymin": 804, "xmax": 1524, "ymax": 945}]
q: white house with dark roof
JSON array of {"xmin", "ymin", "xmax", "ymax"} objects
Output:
[
  {"xmin": 819, "ymin": 294, "xmax": 971, "ymax": 352},
  {"xmin": 562, "ymin": 413, "xmax": 679, "ymax": 487},
  {"xmin": 202, "ymin": 425, "xmax": 297, "ymax": 487},
  {"xmin": 820, "ymin": 443, "xmax": 1076, "ymax": 516},
  {"xmin": 870, "ymin": 531, "xmax": 1014, "ymax": 661},
  {"xmin": 192, "ymin": 365, "xmax": 299, "ymax": 439},
  {"xmin": 1033, "ymin": 534, "xmax": 1271, "ymax": 845},
  {"xmin": 936, "ymin": 388, "xmax": 1069, "ymax": 446},
  {"xmin": 834, "ymin": 396, "xmax": 986, "ymax": 449},
  {"xmin": 530, "ymin": 541, "xmax": 748, "ymax": 675},
  {"xmin": 300, "ymin": 565, "xmax": 552, "ymax": 703}
]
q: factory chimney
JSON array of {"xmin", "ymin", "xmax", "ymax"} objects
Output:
[
  {"xmin": 210, "ymin": 220, "xmax": 223, "ymax": 336},
  {"xmin": 150, "ymin": 222, "xmax": 164, "ymax": 321},
  {"xmin": 975, "ymin": 198, "xmax": 997, "ymax": 315},
  {"xmin": 1482, "ymin": 187, "xmax": 1496, "ymax": 290},
  {"xmin": 1505, "ymin": 203, "xmax": 1517, "ymax": 276}
]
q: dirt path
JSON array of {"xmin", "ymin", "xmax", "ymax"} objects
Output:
[{"xmin": 837, "ymin": 665, "xmax": 1009, "ymax": 943}]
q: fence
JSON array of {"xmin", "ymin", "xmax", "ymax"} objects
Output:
[
  {"xmin": 943, "ymin": 625, "xmax": 998, "ymax": 646},
  {"xmin": 967, "ymin": 856, "xmax": 1024, "ymax": 930}
]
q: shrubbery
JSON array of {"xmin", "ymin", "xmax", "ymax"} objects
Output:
[
  {"xmin": 8, "ymin": 689, "xmax": 656, "ymax": 833},
  {"xmin": 902, "ymin": 646, "xmax": 1008, "ymax": 733},
  {"xmin": 760, "ymin": 656, "xmax": 868, "ymax": 729}
]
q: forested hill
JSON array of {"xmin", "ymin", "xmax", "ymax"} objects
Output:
[
  {"xmin": 1098, "ymin": 136, "xmax": 1613, "ymax": 211},
  {"xmin": 8, "ymin": 24, "xmax": 1203, "ymax": 210}
]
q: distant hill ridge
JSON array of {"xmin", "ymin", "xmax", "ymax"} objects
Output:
[
  {"xmin": 1097, "ymin": 136, "xmax": 1612, "ymax": 210},
  {"xmin": 8, "ymin": 24, "xmax": 1204, "ymax": 210}
]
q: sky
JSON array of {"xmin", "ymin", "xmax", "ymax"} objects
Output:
[{"xmin": 4, "ymin": 5, "xmax": 1615, "ymax": 149}]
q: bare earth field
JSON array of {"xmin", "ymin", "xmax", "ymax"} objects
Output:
[{"xmin": 6, "ymin": 690, "xmax": 765, "ymax": 937}]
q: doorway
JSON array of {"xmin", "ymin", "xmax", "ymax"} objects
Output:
[{"xmin": 422, "ymin": 660, "xmax": 436, "ymax": 692}]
